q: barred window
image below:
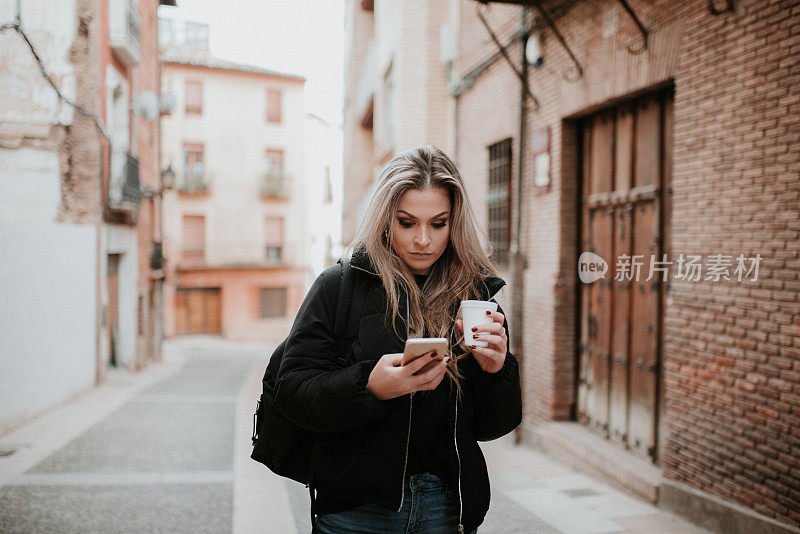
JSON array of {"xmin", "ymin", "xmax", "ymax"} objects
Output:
[
  {"xmin": 181, "ymin": 215, "xmax": 205, "ymax": 265},
  {"xmin": 266, "ymin": 89, "xmax": 282, "ymax": 123},
  {"xmin": 487, "ymin": 139, "xmax": 512, "ymax": 265},
  {"xmin": 259, "ymin": 287, "xmax": 287, "ymax": 318},
  {"xmin": 265, "ymin": 216, "xmax": 283, "ymax": 263},
  {"xmin": 185, "ymin": 80, "xmax": 202, "ymax": 114}
]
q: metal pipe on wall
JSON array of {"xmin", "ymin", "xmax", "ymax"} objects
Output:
[{"xmin": 510, "ymin": 4, "xmax": 528, "ymax": 444}]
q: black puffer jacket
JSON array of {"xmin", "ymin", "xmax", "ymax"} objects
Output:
[{"xmin": 274, "ymin": 248, "xmax": 522, "ymax": 533}]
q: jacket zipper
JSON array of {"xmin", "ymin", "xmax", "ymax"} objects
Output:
[
  {"xmin": 397, "ymin": 292, "xmax": 412, "ymax": 511},
  {"xmin": 454, "ymin": 396, "xmax": 464, "ymax": 533},
  {"xmin": 398, "ymin": 391, "xmax": 413, "ymax": 511}
]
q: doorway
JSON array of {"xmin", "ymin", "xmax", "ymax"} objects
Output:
[
  {"xmin": 174, "ymin": 287, "xmax": 222, "ymax": 335},
  {"xmin": 576, "ymin": 88, "xmax": 673, "ymax": 462}
]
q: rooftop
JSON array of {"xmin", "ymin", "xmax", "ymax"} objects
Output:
[{"xmin": 161, "ymin": 50, "xmax": 305, "ymax": 81}]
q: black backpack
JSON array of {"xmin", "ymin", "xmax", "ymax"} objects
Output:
[{"xmin": 250, "ymin": 257, "xmax": 364, "ymax": 484}]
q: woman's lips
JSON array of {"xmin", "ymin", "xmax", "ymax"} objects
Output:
[{"xmin": 410, "ymin": 252, "xmax": 432, "ymax": 257}]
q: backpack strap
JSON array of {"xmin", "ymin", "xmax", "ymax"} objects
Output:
[
  {"xmin": 310, "ymin": 258, "xmax": 364, "ymax": 529},
  {"xmin": 333, "ymin": 258, "xmax": 353, "ymax": 340},
  {"xmin": 334, "ymin": 257, "xmax": 365, "ymax": 343}
]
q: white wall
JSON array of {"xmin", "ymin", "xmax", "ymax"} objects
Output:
[
  {"xmin": 304, "ymin": 114, "xmax": 344, "ymax": 283},
  {"xmin": 0, "ymin": 148, "xmax": 97, "ymax": 434},
  {"xmin": 0, "ymin": 0, "xmax": 77, "ymax": 127}
]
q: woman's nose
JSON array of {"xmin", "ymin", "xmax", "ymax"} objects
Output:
[{"xmin": 414, "ymin": 228, "xmax": 431, "ymax": 247}]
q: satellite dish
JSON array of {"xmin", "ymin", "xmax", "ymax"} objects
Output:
[
  {"xmin": 526, "ymin": 33, "xmax": 543, "ymax": 68},
  {"xmin": 136, "ymin": 91, "xmax": 159, "ymax": 121}
]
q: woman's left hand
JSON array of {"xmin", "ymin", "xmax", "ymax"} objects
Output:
[{"xmin": 455, "ymin": 310, "xmax": 507, "ymax": 374}]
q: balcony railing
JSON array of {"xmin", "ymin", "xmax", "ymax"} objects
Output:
[
  {"xmin": 177, "ymin": 177, "xmax": 209, "ymax": 194},
  {"xmin": 261, "ymin": 172, "xmax": 288, "ymax": 198},
  {"xmin": 109, "ymin": 0, "xmax": 141, "ymax": 66},
  {"xmin": 158, "ymin": 18, "xmax": 210, "ymax": 51},
  {"xmin": 151, "ymin": 241, "xmax": 164, "ymax": 271},
  {"xmin": 108, "ymin": 150, "xmax": 141, "ymax": 212},
  {"xmin": 178, "ymin": 167, "xmax": 210, "ymax": 194}
]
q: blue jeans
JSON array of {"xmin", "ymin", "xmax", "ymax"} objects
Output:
[{"xmin": 314, "ymin": 473, "xmax": 476, "ymax": 534}]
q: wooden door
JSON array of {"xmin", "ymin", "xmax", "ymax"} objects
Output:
[
  {"xmin": 107, "ymin": 254, "xmax": 120, "ymax": 366},
  {"xmin": 577, "ymin": 89, "xmax": 672, "ymax": 462},
  {"xmin": 174, "ymin": 287, "xmax": 222, "ymax": 335}
]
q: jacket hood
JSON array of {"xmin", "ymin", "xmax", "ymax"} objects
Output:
[{"xmin": 348, "ymin": 244, "xmax": 506, "ymax": 300}]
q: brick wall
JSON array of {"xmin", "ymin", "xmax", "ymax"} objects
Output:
[
  {"xmin": 661, "ymin": 0, "xmax": 800, "ymax": 524},
  {"xmin": 342, "ymin": 0, "xmax": 375, "ymax": 245},
  {"xmin": 454, "ymin": 0, "xmax": 799, "ymax": 527},
  {"xmin": 135, "ymin": 0, "xmax": 162, "ymax": 367}
]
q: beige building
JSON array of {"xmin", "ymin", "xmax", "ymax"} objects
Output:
[
  {"xmin": 342, "ymin": 0, "xmax": 453, "ymax": 244},
  {"xmin": 159, "ymin": 19, "xmax": 307, "ymax": 342}
]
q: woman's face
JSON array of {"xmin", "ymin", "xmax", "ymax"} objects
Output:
[{"xmin": 390, "ymin": 187, "xmax": 451, "ymax": 275}]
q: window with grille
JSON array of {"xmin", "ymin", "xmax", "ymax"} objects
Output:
[
  {"xmin": 265, "ymin": 216, "xmax": 283, "ymax": 262},
  {"xmin": 181, "ymin": 215, "xmax": 205, "ymax": 264},
  {"xmin": 383, "ymin": 65, "xmax": 396, "ymax": 149},
  {"xmin": 487, "ymin": 139, "xmax": 512, "ymax": 265},
  {"xmin": 182, "ymin": 143, "xmax": 205, "ymax": 192},
  {"xmin": 324, "ymin": 166, "xmax": 333, "ymax": 203},
  {"xmin": 259, "ymin": 287, "xmax": 287, "ymax": 318},
  {"xmin": 266, "ymin": 89, "xmax": 282, "ymax": 123},
  {"xmin": 263, "ymin": 149, "xmax": 286, "ymax": 196},
  {"xmin": 185, "ymin": 80, "xmax": 203, "ymax": 114}
]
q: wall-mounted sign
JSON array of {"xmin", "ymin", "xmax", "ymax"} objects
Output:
[{"xmin": 531, "ymin": 127, "xmax": 551, "ymax": 192}]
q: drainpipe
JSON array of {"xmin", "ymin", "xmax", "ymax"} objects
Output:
[{"xmin": 510, "ymin": 5, "xmax": 528, "ymax": 444}]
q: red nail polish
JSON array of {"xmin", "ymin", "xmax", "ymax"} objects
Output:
[
  {"xmin": 471, "ymin": 345, "xmax": 477, "ymax": 349},
  {"xmin": 471, "ymin": 326, "xmax": 477, "ymax": 332},
  {"xmin": 486, "ymin": 310, "xmax": 491, "ymax": 315},
  {"xmin": 431, "ymin": 352, "xmax": 438, "ymax": 358}
]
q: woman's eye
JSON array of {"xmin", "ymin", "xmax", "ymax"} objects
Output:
[
  {"xmin": 399, "ymin": 220, "xmax": 414, "ymax": 228},
  {"xmin": 432, "ymin": 222, "xmax": 447, "ymax": 229}
]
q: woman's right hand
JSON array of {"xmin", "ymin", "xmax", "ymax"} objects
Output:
[{"xmin": 366, "ymin": 352, "xmax": 450, "ymax": 400}]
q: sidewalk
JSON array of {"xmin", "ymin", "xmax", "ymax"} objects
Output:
[
  {"xmin": 234, "ymin": 342, "xmax": 711, "ymax": 534},
  {"xmin": 1, "ymin": 338, "xmax": 710, "ymax": 534}
]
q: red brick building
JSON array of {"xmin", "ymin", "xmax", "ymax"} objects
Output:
[
  {"xmin": 453, "ymin": 0, "xmax": 799, "ymax": 531},
  {"xmin": 345, "ymin": 0, "xmax": 799, "ymax": 531}
]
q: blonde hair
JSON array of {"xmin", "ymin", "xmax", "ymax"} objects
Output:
[{"xmin": 348, "ymin": 145, "xmax": 498, "ymax": 391}]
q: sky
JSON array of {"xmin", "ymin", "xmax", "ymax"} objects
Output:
[{"xmin": 158, "ymin": 0, "xmax": 345, "ymax": 127}]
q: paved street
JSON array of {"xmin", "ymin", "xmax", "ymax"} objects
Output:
[{"xmin": 0, "ymin": 338, "xmax": 709, "ymax": 534}]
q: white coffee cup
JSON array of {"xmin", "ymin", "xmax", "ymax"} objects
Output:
[{"xmin": 460, "ymin": 300, "xmax": 499, "ymax": 347}]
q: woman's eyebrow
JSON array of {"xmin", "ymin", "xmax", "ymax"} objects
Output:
[{"xmin": 396, "ymin": 210, "xmax": 449, "ymax": 219}]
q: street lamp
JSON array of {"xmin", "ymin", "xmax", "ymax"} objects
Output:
[{"xmin": 161, "ymin": 165, "xmax": 176, "ymax": 192}]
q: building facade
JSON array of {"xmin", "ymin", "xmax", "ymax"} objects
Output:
[
  {"xmin": 0, "ymin": 0, "xmax": 170, "ymax": 435},
  {"xmin": 344, "ymin": 0, "xmax": 800, "ymax": 530},
  {"xmin": 160, "ymin": 20, "xmax": 308, "ymax": 343},
  {"xmin": 342, "ymin": 0, "xmax": 453, "ymax": 244}
]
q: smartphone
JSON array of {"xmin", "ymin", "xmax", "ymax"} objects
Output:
[{"xmin": 402, "ymin": 337, "xmax": 448, "ymax": 374}]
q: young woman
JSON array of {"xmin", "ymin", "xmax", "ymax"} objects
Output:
[{"xmin": 275, "ymin": 145, "xmax": 522, "ymax": 534}]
